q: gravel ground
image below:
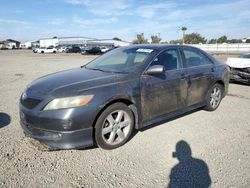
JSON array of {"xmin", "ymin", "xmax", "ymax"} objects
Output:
[{"xmin": 0, "ymin": 50, "xmax": 249, "ymax": 188}]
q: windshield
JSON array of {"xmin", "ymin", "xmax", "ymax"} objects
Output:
[{"xmin": 85, "ymin": 47, "xmax": 154, "ymax": 73}]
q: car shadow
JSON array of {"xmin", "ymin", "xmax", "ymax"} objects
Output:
[
  {"xmin": 126, "ymin": 109, "xmax": 201, "ymax": 148},
  {"xmin": 78, "ymin": 145, "xmax": 99, "ymax": 151},
  {"xmin": 168, "ymin": 140, "xmax": 211, "ymax": 188},
  {"xmin": 78, "ymin": 129, "xmax": 139, "ymax": 151},
  {"xmin": 79, "ymin": 108, "xmax": 201, "ymax": 151},
  {"xmin": 139, "ymin": 108, "xmax": 201, "ymax": 132},
  {"xmin": 0, "ymin": 112, "xmax": 11, "ymax": 128}
]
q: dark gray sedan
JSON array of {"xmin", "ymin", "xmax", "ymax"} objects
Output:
[{"xmin": 20, "ymin": 45, "xmax": 229, "ymax": 150}]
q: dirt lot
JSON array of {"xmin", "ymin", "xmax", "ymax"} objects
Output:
[{"xmin": 0, "ymin": 50, "xmax": 249, "ymax": 188}]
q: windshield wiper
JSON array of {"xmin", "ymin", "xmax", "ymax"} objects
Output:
[
  {"xmin": 111, "ymin": 71, "xmax": 128, "ymax": 74},
  {"xmin": 85, "ymin": 66, "xmax": 128, "ymax": 74},
  {"xmin": 85, "ymin": 66, "xmax": 106, "ymax": 72}
]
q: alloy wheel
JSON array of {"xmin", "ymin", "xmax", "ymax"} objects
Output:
[
  {"xmin": 101, "ymin": 110, "xmax": 131, "ymax": 145},
  {"xmin": 210, "ymin": 86, "xmax": 222, "ymax": 109}
]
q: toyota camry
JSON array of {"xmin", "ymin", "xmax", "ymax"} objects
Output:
[{"xmin": 20, "ymin": 45, "xmax": 229, "ymax": 150}]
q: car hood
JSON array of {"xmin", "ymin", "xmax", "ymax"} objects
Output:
[
  {"xmin": 26, "ymin": 67, "xmax": 128, "ymax": 99},
  {"xmin": 226, "ymin": 58, "xmax": 250, "ymax": 68}
]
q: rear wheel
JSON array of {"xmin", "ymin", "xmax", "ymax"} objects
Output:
[
  {"xmin": 95, "ymin": 103, "xmax": 134, "ymax": 150},
  {"xmin": 204, "ymin": 83, "xmax": 223, "ymax": 111}
]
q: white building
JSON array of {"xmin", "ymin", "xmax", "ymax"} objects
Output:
[
  {"xmin": 39, "ymin": 37, "xmax": 96, "ymax": 48},
  {"xmin": 38, "ymin": 37, "xmax": 131, "ymax": 48},
  {"xmin": 20, "ymin": 41, "xmax": 32, "ymax": 49},
  {"xmin": 5, "ymin": 42, "xmax": 16, "ymax": 49},
  {"xmin": 39, "ymin": 38, "xmax": 59, "ymax": 47},
  {"xmin": 88, "ymin": 39, "xmax": 131, "ymax": 47},
  {"xmin": 0, "ymin": 39, "xmax": 21, "ymax": 49},
  {"xmin": 58, "ymin": 37, "xmax": 95, "ymax": 46}
]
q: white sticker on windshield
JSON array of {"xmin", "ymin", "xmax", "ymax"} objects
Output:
[{"xmin": 136, "ymin": 48, "xmax": 154, "ymax": 53}]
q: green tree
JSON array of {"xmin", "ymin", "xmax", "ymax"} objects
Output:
[
  {"xmin": 184, "ymin": 33, "xmax": 207, "ymax": 44},
  {"xmin": 113, "ymin": 37, "xmax": 122, "ymax": 41},
  {"xmin": 208, "ymin": 39, "xmax": 217, "ymax": 44},
  {"xmin": 151, "ymin": 35, "xmax": 161, "ymax": 43},
  {"xmin": 181, "ymin": 26, "xmax": 187, "ymax": 44},
  {"xmin": 169, "ymin": 39, "xmax": 182, "ymax": 44},
  {"xmin": 217, "ymin": 36, "xmax": 228, "ymax": 43},
  {"xmin": 227, "ymin": 39, "xmax": 242, "ymax": 43},
  {"xmin": 246, "ymin": 39, "xmax": 250, "ymax": 43},
  {"xmin": 161, "ymin": 41, "xmax": 169, "ymax": 44},
  {"xmin": 133, "ymin": 33, "xmax": 148, "ymax": 44}
]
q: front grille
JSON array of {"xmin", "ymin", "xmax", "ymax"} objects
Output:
[{"xmin": 21, "ymin": 98, "xmax": 42, "ymax": 109}]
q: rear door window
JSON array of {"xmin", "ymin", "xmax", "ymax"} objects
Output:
[{"xmin": 183, "ymin": 49, "xmax": 213, "ymax": 67}]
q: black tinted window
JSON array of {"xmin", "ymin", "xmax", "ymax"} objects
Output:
[
  {"xmin": 152, "ymin": 49, "xmax": 181, "ymax": 71},
  {"xmin": 183, "ymin": 49, "xmax": 213, "ymax": 67}
]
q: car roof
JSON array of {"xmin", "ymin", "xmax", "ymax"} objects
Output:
[{"xmin": 122, "ymin": 44, "xmax": 198, "ymax": 51}]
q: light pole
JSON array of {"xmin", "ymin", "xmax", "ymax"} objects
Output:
[{"xmin": 181, "ymin": 27, "xmax": 187, "ymax": 44}]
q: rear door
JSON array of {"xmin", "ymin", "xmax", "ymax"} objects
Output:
[
  {"xmin": 140, "ymin": 48, "xmax": 188, "ymax": 123},
  {"xmin": 181, "ymin": 47, "xmax": 215, "ymax": 106}
]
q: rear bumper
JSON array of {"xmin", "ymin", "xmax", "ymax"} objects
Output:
[{"xmin": 21, "ymin": 120, "xmax": 94, "ymax": 149}]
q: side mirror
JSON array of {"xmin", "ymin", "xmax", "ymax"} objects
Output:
[{"xmin": 146, "ymin": 65, "xmax": 165, "ymax": 75}]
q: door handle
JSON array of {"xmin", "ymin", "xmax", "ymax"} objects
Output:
[{"xmin": 211, "ymin": 67, "xmax": 215, "ymax": 72}]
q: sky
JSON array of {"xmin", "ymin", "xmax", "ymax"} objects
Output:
[{"xmin": 0, "ymin": 0, "xmax": 250, "ymax": 42}]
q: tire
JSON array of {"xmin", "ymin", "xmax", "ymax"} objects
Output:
[
  {"xmin": 41, "ymin": 51, "xmax": 44, "ymax": 54},
  {"xmin": 204, "ymin": 83, "xmax": 223, "ymax": 111},
  {"xmin": 53, "ymin": 51, "xmax": 56, "ymax": 53},
  {"xmin": 95, "ymin": 103, "xmax": 134, "ymax": 150}
]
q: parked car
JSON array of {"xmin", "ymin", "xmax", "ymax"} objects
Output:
[
  {"xmin": 82, "ymin": 46, "xmax": 102, "ymax": 55},
  {"xmin": 32, "ymin": 47, "xmax": 40, "ymax": 53},
  {"xmin": 66, "ymin": 46, "xmax": 81, "ymax": 53},
  {"xmin": 226, "ymin": 55, "xmax": 250, "ymax": 84},
  {"xmin": 37, "ymin": 46, "xmax": 57, "ymax": 54},
  {"xmin": 57, "ymin": 46, "xmax": 67, "ymax": 53},
  {"xmin": 20, "ymin": 45, "xmax": 229, "ymax": 150},
  {"xmin": 81, "ymin": 47, "xmax": 91, "ymax": 55},
  {"xmin": 100, "ymin": 46, "xmax": 110, "ymax": 53},
  {"xmin": 105, "ymin": 46, "xmax": 118, "ymax": 53},
  {"xmin": 239, "ymin": 53, "xmax": 250, "ymax": 59}
]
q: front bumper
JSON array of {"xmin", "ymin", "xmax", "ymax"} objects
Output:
[
  {"xmin": 230, "ymin": 67, "xmax": 250, "ymax": 84},
  {"xmin": 19, "ymin": 102, "xmax": 97, "ymax": 149},
  {"xmin": 21, "ymin": 120, "xmax": 94, "ymax": 149}
]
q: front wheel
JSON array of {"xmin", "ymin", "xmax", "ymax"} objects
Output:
[
  {"xmin": 95, "ymin": 103, "xmax": 134, "ymax": 150},
  {"xmin": 204, "ymin": 83, "xmax": 223, "ymax": 111}
]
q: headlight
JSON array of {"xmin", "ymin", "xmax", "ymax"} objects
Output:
[{"xmin": 43, "ymin": 95, "xmax": 94, "ymax": 111}]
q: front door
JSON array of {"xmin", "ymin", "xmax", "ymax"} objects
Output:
[{"xmin": 140, "ymin": 48, "xmax": 188, "ymax": 124}]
